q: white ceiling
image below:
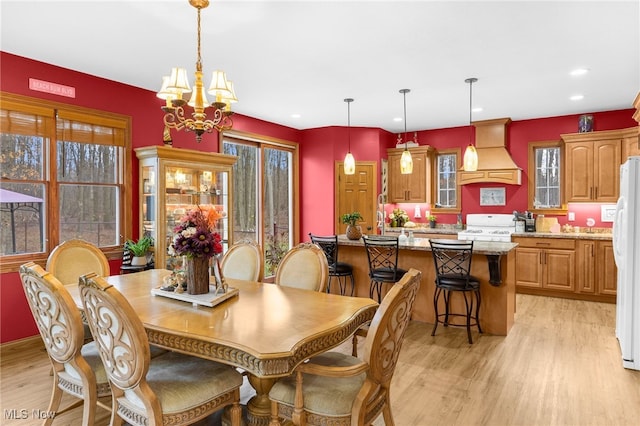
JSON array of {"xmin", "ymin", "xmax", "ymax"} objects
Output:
[{"xmin": 2, "ymin": 0, "xmax": 639, "ymax": 134}]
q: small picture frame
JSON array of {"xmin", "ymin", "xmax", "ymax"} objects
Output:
[{"xmin": 480, "ymin": 188, "xmax": 506, "ymax": 206}]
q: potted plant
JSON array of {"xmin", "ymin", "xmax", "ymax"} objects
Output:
[
  {"xmin": 428, "ymin": 215, "xmax": 437, "ymax": 229},
  {"xmin": 125, "ymin": 236, "xmax": 153, "ymax": 266},
  {"xmin": 341, "ymin": 212, "xmax": 364, "ymax": 240}
]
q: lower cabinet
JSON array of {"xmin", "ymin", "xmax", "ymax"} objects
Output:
[
  {"xmin": 514, "ymin": 237, "xmax": 575, "ymax": 292},
  {"xmin": 576, "ymin": 240, "xmax": 617, "ymax": 297},
  {"xmin": 514, "ymin": 236, "xmax": 616, "ymax": 302}
]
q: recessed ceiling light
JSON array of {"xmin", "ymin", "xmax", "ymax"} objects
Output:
[
  {"xmin": 570, "ymin": 68, "xmax": 589, "ymax": 76},
  {"xmin": 291, "ymin": 113, "xmax": 301, "ymax": 118},
  {"xmin": 393, "ymin": 117, "xmax": 403, "ymax": 122},
  {"xmin": 472, "ymin": 107, "xmax": 483, "ymax": 113},
  {"xmin": 570, "ymin": 94, "xmax": 584, "ymax": 101}
]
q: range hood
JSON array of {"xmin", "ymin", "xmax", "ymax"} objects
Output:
[{"xmin": 459, "ymin": 117, "xmax": 522, "ymax": 185}]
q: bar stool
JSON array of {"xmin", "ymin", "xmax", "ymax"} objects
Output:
[
  {"xmin": 309, "ymin": 233, "xmax": 355, "ymax": 296},
  {"xmin": 362, "ymin": 235, "xmax": 407, "ymax": 303},
  {"xmin": 429, "ymin": 239, "xmax": 482, "ymax": 344}
]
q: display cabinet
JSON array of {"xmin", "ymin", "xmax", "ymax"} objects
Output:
[{"xmin": 135, "ymin": 146, "xmax": 237, "ymax": 271}]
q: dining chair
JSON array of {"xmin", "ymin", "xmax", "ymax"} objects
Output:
[
  {"xmin": 78, "ymin": 272, "xmax": 244, "ymax": 426},
  {"xmin": 362, "ymin": 235, "xmax": 408, "ymax": 302},
  {"xmin": 309, "ymin": 233, "xmax": 355, "ymax": 295},
  {"xmin": 221, "ymin": 239, "xmax": 263, "ymax": 282},
  {"xmin": 429, "ymin": 239, "xmax": 482, "ymax": 344},
  {"xmin": 19, "ymin": 262, "xmax": 111, "ymax": 426},
  {"xmin": 275, "ymin": 242, "xmax": 329, "ymax": 292},
  {"xmin": 46, "ymin": 239, "xmax": 110, "ymax": 285},
  {"xmin": 268, "ymin": 268, "xmax": 421, "ymax": 426}
]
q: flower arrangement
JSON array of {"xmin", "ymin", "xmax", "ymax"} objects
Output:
[
  {"xmin": 169, "ymin": 206, "xmax": 223, "ymax": 259},
  {"xmin": 389, "ymin": 208, "xmax": 409, "ymax": 228}
]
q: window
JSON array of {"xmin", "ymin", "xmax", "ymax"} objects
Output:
[
  {"xmin": 433, "ymin": 149, "xmax": 460, "ymax": 211},
  {"xmin": 0, "ymin": 93, "xmax": 131, "ymax": 272},
  {"xmin": 528, "ymin": 140, "xmax": 565, "ymax": 214},
  {"xmin": 222, "ymin": 130, "xmax": 298, "ymax": 278}
]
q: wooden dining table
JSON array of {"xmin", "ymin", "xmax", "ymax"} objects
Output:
[{"xmin": 67, "ymin": 268, "xmax": 378, "ymax": 425}]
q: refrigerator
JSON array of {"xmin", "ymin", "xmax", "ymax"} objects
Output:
[{"xmin": 613, "ymin": 155, "xmax": 640, "ymax": 370}]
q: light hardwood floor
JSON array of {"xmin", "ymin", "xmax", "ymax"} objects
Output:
[{"xmin": 2, "ymin": 294, "xmax": 639, "ymax": 425}]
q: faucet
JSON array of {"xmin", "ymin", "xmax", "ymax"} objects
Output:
[{"xmin": 376, "ymin": 194, "xmax": 386, "ymax": 235}]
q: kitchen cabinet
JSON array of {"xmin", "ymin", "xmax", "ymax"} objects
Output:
[
  {"xmin": 562, "ymin": 130, "xmax": 621, "ymax": 203},
  {"xmin": 135, "ymin": 146, "xmax": 237, "ymax": 271},
  {"xmin": 513, "ymin": 237, "xmax": 575, "ymax": 293},
  {"xmin": 621, "ymin": 127, "xmax": 640, "ymax": 161},
  {"xmin": 386, "ymin": 146, "xmax": 433, "ymax": 203},
  {"xmin": 576, "ymin": 239, "xmax": 617, "ymax": 300}
]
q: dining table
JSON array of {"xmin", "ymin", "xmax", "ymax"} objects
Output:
[{"xmin": 67, "ymin": 268, "xmax": 378, "ymax": 425}]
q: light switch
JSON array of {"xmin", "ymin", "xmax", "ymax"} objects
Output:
[{"xmin": 568, "ymin": 212, "xmax": 575, "ymax": 221}]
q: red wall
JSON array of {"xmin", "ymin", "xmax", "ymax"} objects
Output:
[
  {"xmin": 1, "ymin": 51, "xmax": 636, "ymax": 343},
  {"xmin": 0, "ymin": 52, "xmax": 301, "ymax": 343}
]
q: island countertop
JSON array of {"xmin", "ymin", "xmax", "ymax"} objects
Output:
[
  {"xmin": 337, "ymin": 235, "xmax": 518, "ymax": 255},
  {"xmin": 334, "ymin": 234, "xmax": 517, "ymax": 336}
]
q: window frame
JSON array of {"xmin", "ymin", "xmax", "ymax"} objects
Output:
[
  {"xmin": 432, "ymin": 147, "xmax": 461, "ymax": 213},
  {"xmin": 220, "ymin": 129, "xmax": 299, "ymax": 278},
  {"xmin": 528, "ymin": 140, "xmax": 567, "ymax": 215},
  {"xmin": 0, "ymin": 92, "xmax": 132, "ymax": 272}
]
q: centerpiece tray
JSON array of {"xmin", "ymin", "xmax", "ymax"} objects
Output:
[{"xmin": 151, "ymin": 285, "xmax": 239, "ymax": 307}]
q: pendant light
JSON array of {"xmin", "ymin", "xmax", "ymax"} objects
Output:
[
  {"xmin": 343, "ymin": 98, "xmax": 356, "ymax": 175},
  {"xmin": 399, "ymin": 88, "xmax": 413, "ymax": 174},
  {"xmin": 463, "ymin": 77, "xmax": 479, "ymax": 171}
]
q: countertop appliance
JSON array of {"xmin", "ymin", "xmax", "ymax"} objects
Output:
[
  {"xmin": 457, "ymin": 214, "xmax": 516, "ymax": 242},
  {"xmin": 613, "ymin": 156, "xmax": 640, "ymax": 370}
]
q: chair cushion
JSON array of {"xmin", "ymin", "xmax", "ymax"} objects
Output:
[
  {"xmin": 370, "ymin": 267, "xmax": 408, "ymax": 283},
  {"xmin": 436, "ymin": 274, "xmax": 481, "ymax": 290},
  {"xmin": 269, "ymin": 352, "xmax": 366, "ymax": 417},
  {"xmin": 330, "ymin": 261, "xmax": 353, "ymax": 275},
  {"xmin": 131, "ymin": 351, "xmax": 243, "ymax": 415}
]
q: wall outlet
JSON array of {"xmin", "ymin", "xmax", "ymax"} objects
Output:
[{"xmin": 568, "ymin": 212, "xmax": 575, "ymax": 221}]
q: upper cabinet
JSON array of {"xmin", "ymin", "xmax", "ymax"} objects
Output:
[
  {"xmin": 135, "ymin": 146, "xmax": 237, "ymax": 271},
  {"xmin": 621, "ymin": 127, "xmax": 640, "ymax": 160},
  {"xmin": 562, "ymin": 130, "xmax": 622, "ymax": 203},
  {"xmin": 387, "ymin": 146, "xmax": 433, "ymax": 203}
]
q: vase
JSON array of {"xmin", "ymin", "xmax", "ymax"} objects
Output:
[
  {"xmin": 131, "ymin": 255, "xmax": 147, "ymax": 266},
  {"xmin": 346, "ymin": 224, "xmax": 362, "ymax": 240},
  {"xmin": 429, "ymin": 220, "xmax": 436, "ymax": 229},
  {"xmin": 185, "ymin": 256, "xmax": 210, "ymax": 295}
]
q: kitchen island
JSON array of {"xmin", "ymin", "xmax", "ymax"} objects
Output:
[{"xmin": 337, "ymin": 236, "xmax": 518, "ymax": 335}]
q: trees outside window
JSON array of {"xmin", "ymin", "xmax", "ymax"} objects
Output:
[
  {"xmin": 222, "ymin": 132, "xmax": 298, "ymax": 278},
  {"xmin": 0, "ymin": 93, "xmax": 131, "ymax": 272},
  {"xmin": 528, "ymin": 141, "xmax": 565, "ymax": 214}
]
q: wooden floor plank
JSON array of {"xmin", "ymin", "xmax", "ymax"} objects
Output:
[{"xmin": 2, "ymin": 294, "xmax": 639, "ymax": 425}]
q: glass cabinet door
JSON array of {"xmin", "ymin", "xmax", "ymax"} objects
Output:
[{"xmin": 163, "ymin": 165, "xmax": 230, "ymax": 270}]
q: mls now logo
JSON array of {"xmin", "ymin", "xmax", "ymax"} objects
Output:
[{"xmin": 4, "ymin": 409, "xmax": 56, "ymax": 420}]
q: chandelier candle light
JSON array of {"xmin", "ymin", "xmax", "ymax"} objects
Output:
[
  {"xmin": 399, "ymin": 89, "xmax": 413, "ymax": 174},
  {"xmin": 463, "ymin": 77, "xmax": 479, "ymax": 171},
  {"xmin": 344, "ymin": 98, "xmax": 355, "ymax": 175},
  {"xmin": 157, "ymin": 0, "xmax": 238, "ymax": 143}
]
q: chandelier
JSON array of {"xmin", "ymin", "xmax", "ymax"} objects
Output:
[
  {"xmin": 463, "ymin": 77, "xmax": 478, "ymax": 171},
  {"xmin": 399, "ymin": 89, "xmax": 413, "ymax": 174},
  {"xmin": 156, "ymin": 0, "xmax": 237, "ymax": 143}
]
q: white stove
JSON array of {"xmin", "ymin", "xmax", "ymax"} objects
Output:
[{"xmin": 457, "ymin": 214, "xmax": 516, "ymax": 242}]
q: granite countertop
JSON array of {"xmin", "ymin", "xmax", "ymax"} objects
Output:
[
  {"xmin": 384, "ymin": 226, "xmax": 459, "ymax": 235},
  {"xmin": 338, "ymin": 235, "xmax": 517, "ymax": 255},
  {"xmin": 512, "ymin": 231, "xmax": 612, "ymax": 241}
]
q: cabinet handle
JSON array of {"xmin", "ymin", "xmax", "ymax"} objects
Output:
[
  {"xmin": 595, "ymin": 187, "xmax": 598, "ymax": 199},
  {"xmin": 536, "ymin": 242, "xmax": 551, "ymax": 246}
]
